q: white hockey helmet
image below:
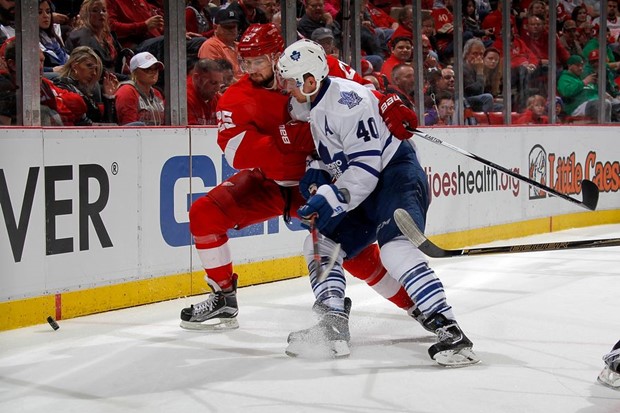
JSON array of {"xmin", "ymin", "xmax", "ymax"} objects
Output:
[{"xmin": 277, "ymin": 39, "xmax": 329, "ymax": 97}]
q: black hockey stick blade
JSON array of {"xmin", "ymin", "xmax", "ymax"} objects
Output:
[
  {"xmin": 580, "ymin": 179, "xmax": 600, "ymax": 211},
  {"xmin": 409, "ymin": 129, "xmax": 599, "ymax": 211},
  {"xmin": 394, "ymin": 208, "xmax": 620, "ymax": 258}
]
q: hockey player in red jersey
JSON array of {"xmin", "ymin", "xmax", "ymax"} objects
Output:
[{"xmin": 180, "ymin": 23, "xmax": 419, "ymax": 335}]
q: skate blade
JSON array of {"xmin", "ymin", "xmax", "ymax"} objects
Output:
[
  {"xmin": 285, "ymin": 340, "xmax": 350, "ymax": 359},
  {"xmin": 434, "ymin": 347, "xmax": 480, "ymax": 368},
  {"xmin": 180, "ymin": 317, "xmax": 239, "ymax": 331},
  {"xmin": 597, "ymin": 366, "xmax": 620, "ymax": 390}
]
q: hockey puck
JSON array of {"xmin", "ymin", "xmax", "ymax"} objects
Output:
[{"xmin": 47, "ymin": 316, "xmax": 60, "ymax": 331}]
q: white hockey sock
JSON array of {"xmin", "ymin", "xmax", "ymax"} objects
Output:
[
  {"xmin": 380, "ymin": 238, "xmax": 455, "ymax": 320},
  {"xmin": 303, "ymin": 233, "xmax": 346, "ymax": 312}
]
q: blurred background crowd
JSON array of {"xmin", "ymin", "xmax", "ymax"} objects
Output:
[{"xmin": 1, "ymin": 0, "xmax": 619, "ymax": 127}]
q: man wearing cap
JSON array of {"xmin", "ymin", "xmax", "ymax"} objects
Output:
[
  {"xmin": 198, "ymin": 8, "xmax": 243, "ymax": 81},
  {"xmin": 558, "ymin": 54, "xmax": 613, "ymax": 121},
  {"xmin": 115, "ymin": 51, "xmax": 165, "ymax": 125}
]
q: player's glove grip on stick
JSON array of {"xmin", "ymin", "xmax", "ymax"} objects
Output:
[
  {"xmin": 276, "ymin": 121, "xmax": 315, "ymax": 153},
  {"xmin": 379, "ymin": 94, "xmax": 418, "ymax": 140},
  {"xmin": 300, "ymin": 166, "xmax": 332, "ymax": 200},
  {"xmin": 297, "ymin": 184, "xmax": 349, "ymax": 231}
]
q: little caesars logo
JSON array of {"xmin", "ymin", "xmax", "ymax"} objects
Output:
[{"xmin": 528, "ymin": 144, "xmax": 620, "ymax": 201}]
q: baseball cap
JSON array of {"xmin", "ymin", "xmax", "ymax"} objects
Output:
[
  {"xmin": 566, "ymin": 55, "xmax": 584, "ymax": 66},
  {"xmin": 129, "ymin": 52, "xmax": 164, "ymax": 73},
  {"xmin": 215, "ymin": 8, "xmax": 241, "ymax": 25},
  {"xmin": 588, "ymin": 49, "xmax": 600, "ymax": 62},
  {"xmin": 311, "ymin": 27, "xmax": 334, "ymax": 42}
]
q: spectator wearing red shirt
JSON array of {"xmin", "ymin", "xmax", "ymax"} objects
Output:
[
  {"xmin": 187, "ymin": 58, "xmax": 223, "ymax": 125},
  {"xmin": 492, "ymin": 29, "xmax": 541, "ymax": 110},
  {"xmin": 515, "ymin": 94, "xmax": 549, "ymax": 124},
  {"xmin": 522, "ymin": 15, "xmax": 570, "ymax": 67},
  {"xmin": 481, "ymin": 0, "xmax": 516, "ymax": 39},
  {"xmin": 115, "ymin": 51, "xmax": 165, "ymax": 125},
  {"xmin": 391, "ymin": 5, "xmax": 413, "ymax": 41},
  {"xmin": 105, "ymin": 0, "xmax": 164, "ymax": 50},
  {"xmin": 380, "ymin": 36, "xmax": 412, "ymax": 84}
]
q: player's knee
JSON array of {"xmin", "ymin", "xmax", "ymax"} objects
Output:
[
  {"xmin": 380, "ymin": 239, "xmax": 428, "ymax": 276},
  {"xmin": 189, "ymin": 196, "xmax": 226, "ymax": 237}
]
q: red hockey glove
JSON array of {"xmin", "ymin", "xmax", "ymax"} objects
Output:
[
  {"xmin": 378, "ymin": 94, "xmax": 418, "ymax": 140},
  {"xmin": 275, "ymin": 121, "xmax": 315, "ymax": 154}
]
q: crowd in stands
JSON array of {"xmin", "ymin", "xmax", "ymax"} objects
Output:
[{"xmin": 1, "ymin": 0, "xmax": 620, "ymax": 126}]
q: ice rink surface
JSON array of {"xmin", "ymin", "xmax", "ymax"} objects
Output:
[{"xmin": 1, "ymin": 225, "xmax": 619, "ymax": 413}]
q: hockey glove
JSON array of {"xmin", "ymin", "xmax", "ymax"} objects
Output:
[
  {"xmin": 300, "ymin": 160, "xmax": 332, "ymax": 200},
  {"xmin": 379, "ymin": 94, "xmax": 418, "ymax": 140},
  {"xmin": 297, "ymin": 184, "xmax": 349, "ymax": 231},
  {"xmin": 275, "ymin": 121, "xmax": 315, "ymax": 154}
]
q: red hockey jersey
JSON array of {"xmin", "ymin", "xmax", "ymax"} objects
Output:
[{"xmin": 216, "ymin": 75, "xmax": 308, "ymax": 183}]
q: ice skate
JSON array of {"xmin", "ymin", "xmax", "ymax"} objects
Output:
[
  {"xmin": 312, "ymin": 296, "xmax": 352, "ymax": 317},
  {"xmin": 180, "ymin": 281, "xmax": 239, "ymax": 331},
  {"xmin": 597, "ymin": 345, "xmax": 620, "ymax": 390},
  {"xmin": 286, "ymin": 310, "xmax": 351, "ymax": 359},
  {"xmin": 424, "ymin": 313, "xmax": 480, "ymax": 367}
]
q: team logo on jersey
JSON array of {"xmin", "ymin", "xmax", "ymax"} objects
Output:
[
  {"xmin": 338, "ymin": 91, "xmax": 362, "ymax": 109},
  {"xmin": 290, "ymin": 50, "xmax": 301, "ymax": 61}
]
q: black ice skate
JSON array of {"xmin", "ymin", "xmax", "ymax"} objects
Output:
[
  {"xmin": 180, "ymin": 278, "xmax": 239, "ymax": 331},
  {"xmin": 423, "ymin": 313, "xmax": 480, "ymax": 367},
  {"xmin": 286, "ymin": 310, "xmax": 351, "ymax": 359},
  {"xmin": 597, "ymin": 344, "xmax": 620, "ymax": 390}
]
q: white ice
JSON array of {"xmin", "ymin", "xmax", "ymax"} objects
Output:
[{"xmin": 1, "ymin": 225, "xmax": 619, "ymax": 413}]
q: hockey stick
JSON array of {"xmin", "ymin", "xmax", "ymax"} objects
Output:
[
  {"xmin": 409, "ymin": 129, "xmax": 599, "ymax": 211},
  {"xmin": 394, "ymin": 208, "xmax": 620, "ymax": 258}
]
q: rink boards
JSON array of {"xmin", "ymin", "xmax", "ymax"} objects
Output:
[{"xmin": 1, "ymin": 125, "xmax": 619, "ymax": 330}]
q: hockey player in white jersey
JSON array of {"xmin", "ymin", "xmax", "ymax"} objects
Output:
[{"xmin": 277, "ymin": 39, "xmax": 479, "ymax": 366}]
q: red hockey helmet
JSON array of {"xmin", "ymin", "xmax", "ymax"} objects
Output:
[{"xmin": 238, "ymin": 23, "xmax": 285, "ymax": 58}]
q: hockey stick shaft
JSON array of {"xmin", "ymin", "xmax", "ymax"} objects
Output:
[
  {"xmin": 310, "ymin": 216, "xmax": 322, "ymax": 278},
  {"xmin": 310, "ymin": 215, "xmax": 342, "ymax": 282},
  {"xmin": 410, "ymin": 129, "xmax": 599, "ymax": 211},
  {"xmin": 394, "ymin": 208, "xmax": 620, "ymax": 258}
]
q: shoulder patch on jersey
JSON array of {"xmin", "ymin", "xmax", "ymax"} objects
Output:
[{"xmin": 338, "ymin": 91, "xmax": 363, "ymax": 109}]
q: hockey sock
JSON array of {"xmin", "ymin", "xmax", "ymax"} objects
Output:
[
  {"xmin": 194, "ymin": 236, "xmax": 235, "ymax": 291},
  {"xmin": 344, "ymin": 244, "xmax": 415, "ymax": 310},
  {"xmin": 304, "ymin": 234, "xmax": 346, "ymax": 312},
  {"xmin": 380, "ymin": 239, "xmax": 455, "ymax": 320}
]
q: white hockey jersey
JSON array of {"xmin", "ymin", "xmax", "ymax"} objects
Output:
[{"xmin": 307, "ymin": 77, "xmax": 401, "ymax": 211}]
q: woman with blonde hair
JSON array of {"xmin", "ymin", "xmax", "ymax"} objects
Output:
[
  {"xmin": 54, "ymin": 45, "xmax": 119, "ymax": 125},
  {"xmin": 115, "ymin": 52, "xmax": 165, "ymax": 126},
  {"xmin": 65, "ymin": 0, "xmax": 126, "ymax": 76}
]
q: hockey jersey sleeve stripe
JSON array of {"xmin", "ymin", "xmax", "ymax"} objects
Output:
[
  {"xmin": 349, "ymin": 160, "xmax": 381, "ymax": 178},
  {"xmin": 223, "ymin": 131, "xmax": 246, "ymax": 166}
]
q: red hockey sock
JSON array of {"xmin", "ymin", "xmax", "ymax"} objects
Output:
[{"xmin": 344, "ymin": 244, "xmax": 414, "ymax": 310}]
